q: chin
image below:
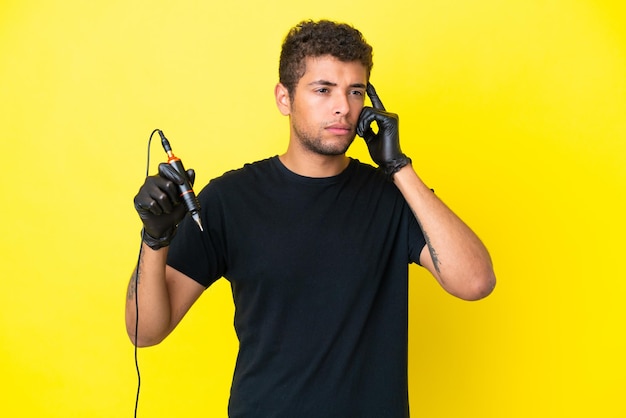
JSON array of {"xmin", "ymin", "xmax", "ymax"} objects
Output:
[
  {"xmin": 299, "ymin": 132, "xmax": 355, "ymax": 156},
  {"xmin": 320, "ymin": 143, "xmax": 353, "ymax": 156}
]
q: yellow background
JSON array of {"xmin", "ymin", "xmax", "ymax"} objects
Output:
[{"xmin": 1, "ymin": 0, "xmax": 624, "ymax": 416}]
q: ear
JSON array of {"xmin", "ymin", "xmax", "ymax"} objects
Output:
[{"xmin": 275, "ymin": 83, "xmax": 291, "ymax": 116}]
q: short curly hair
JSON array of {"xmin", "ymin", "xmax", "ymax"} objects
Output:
[{"xmin": 279, "ymin": 20, "xmax": 374, "ymax": 97}]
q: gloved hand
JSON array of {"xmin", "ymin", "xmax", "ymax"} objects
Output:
[
  {"xmin": 133, "ymin": 163, "xmax": 196, "ymax": 250},
  {"xmin": 357, "ymin": 83, "xmax": 411, "ymax": 178}
]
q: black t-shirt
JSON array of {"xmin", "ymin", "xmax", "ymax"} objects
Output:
[{"xmin": 168, "ymin": 157, "xmax": 426, "ymax": 418}]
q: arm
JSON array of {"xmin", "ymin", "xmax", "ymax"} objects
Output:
[
  {"xmin": 357, "ymin": 84, "xmax": 495, "ymax": 300},
  {"xmin": 125, "ymin": 245, "xmax": 205, "ymax": 347},
  {"xmin": 125, "ymin": 163, "xmax": 206, "ymax": 346},
  {"xmin": 393, "ymin": 165, "xmax": 495, "ymax": 300}
]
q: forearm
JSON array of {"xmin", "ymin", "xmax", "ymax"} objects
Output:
[
  {"xmin": 393, "ymin": 165, "xmax": 496, "ymax": 300},
  {"xmin": 125, "ymin": 243, "xmax": 173, "ymax": 346}
]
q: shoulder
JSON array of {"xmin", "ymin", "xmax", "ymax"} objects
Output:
[
  {"xmin": 347, "ymin": 158, "xmax": 398, "ymax": 191},
  {"xmin": 205, "ymin": 157, "xmax": 278, "ymax": 189},
  {"xmin": 350, "ymin": 158, "xmax": 383, "ymax": 178},
  {"xmin": 195, "ymin": 157, "xmax": 280, "ymax": 205},
  {"xmin": 220, "ymin": 156, "xmax": 277, "ymax": 181}
]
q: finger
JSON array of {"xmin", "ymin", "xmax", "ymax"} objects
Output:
[
  {"xmin": 357, "ymin": 107, "xmax": 378, "ymax": 136},
  {"xmin": 151, "ymin": 174, "xmax": 182, "ymax": 207},
  {"xmin": 158, "ymin": 163, "xmax": 185, "ymax": 185},
  {"xmin": 357, "ymin": 108, "xmax": 369, "ymax": 137},
  {"xmin": 367, "ymin": 83, "xmax": 386, "ymax": 111},
  {"xmin": 134, "ymin": 193, "xmax": 163, "ymax": 216},
  {"xmin": 361, "ymin": 127, "xmax": 376, "ymax": 144},
  {"xmin": 186, "ymin": 168, "xmax": 195, "ymax": 186},
  {"xmin": 149, "ymin": 186, "xmax": 177, "ymax": 214}
]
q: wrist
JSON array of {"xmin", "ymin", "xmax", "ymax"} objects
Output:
[
  {"xmin": 383, "ymin": 154, "xmax": 412, "ymax": 179},
  {"xmin": 141, "ymin": 227, "xmax": 177, "ymax": 250}
]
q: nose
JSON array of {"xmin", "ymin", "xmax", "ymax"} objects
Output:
[{"xmin": 333, "ymin": 92, "xmax": 350, "ymax": 116}]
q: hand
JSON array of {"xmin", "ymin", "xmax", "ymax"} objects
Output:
[
  {"xmin": 133, "ymin": 163, "xmax": 196, "ymax": 250},
  {"xmin": 357, "ymin": 83, "xmax": 411, "ymax": 178}
]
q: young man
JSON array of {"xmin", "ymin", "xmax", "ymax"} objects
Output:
[{"xmin": 127, "ymin": 20, "xmax": 495, "ymax": 417}]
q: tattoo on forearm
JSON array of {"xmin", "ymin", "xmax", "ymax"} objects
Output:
[
  {"xmin": 422, "ymin": 229, "xmax": 442, "ymax": 274},
  {"xmin": 413, "ymin": 210, "xmax": 442, "ymax": 274},
  {"xmin": 126, "ymin": 257, "xmax": 143, "ymax": 300}
]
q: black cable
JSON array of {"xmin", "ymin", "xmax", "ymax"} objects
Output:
[
  {"xmin": 133, "ymin": 129, "xmax": 160, "ymax": 417},
  {"xmin": 133, "ymin": 234, "xmax": 143, "ymax": 418}
]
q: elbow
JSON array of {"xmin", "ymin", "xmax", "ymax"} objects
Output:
[
  {"xmin": 127, "ymin": 330, "xmax": 166, "ymax": 348},
  {"xmin": 125, "ymin": 318, "xmax": 168, "ymax": 347},
  {"xmin": 441, "ymin": 265, "xmax": 496, "ymax": 301},
  {"xmin": 462, "ymin": 274, "xmax": 496, "ymax": 301},
  {"xmin": 456, "ymin": 269, "xmax": 496, "ymax": 301}
]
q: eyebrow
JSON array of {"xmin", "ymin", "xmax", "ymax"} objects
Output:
[{"xmin": 307, "ymin": 80, "xmax": 367, "ymax": 89}]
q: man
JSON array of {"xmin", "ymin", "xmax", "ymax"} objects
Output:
[{"xmin": 127, "ymin": 19, "xmax": 495, "ymax": 417}]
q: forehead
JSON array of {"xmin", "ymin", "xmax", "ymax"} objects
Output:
[{"xmin": 299, "ymin": 55, "xmax": 368, "ymax": 84}]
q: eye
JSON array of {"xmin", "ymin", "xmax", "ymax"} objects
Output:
[
  {"xmin": 316, "ymin": 87, "xmax": 330, "ymax": 94},
  {"xmin": 350, "ymin": 90, "xmax": 364, "ymax": 96}
]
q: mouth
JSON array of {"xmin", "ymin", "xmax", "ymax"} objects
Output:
[{"xmin": 325, "ymin": 123, "xmax": 353, "ymax": 135}]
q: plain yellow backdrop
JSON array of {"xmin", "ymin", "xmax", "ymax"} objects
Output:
[{"xmin": 1, "ymin": 0, "xmax": 624, "ymax": 416}]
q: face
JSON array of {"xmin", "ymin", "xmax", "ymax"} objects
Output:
[{"xmin": 276, "ymin": 55, "xmax": 368, "ymax": 156}]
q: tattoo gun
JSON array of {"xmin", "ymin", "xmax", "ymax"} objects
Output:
[{"xmin": 157, "ymin": 129, "xmax": 204, "ymax": 232}]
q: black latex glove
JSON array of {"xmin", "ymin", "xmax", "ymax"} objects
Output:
[
  {"xmin": 357, "ymin": 83, "xmax": 411, "ymax": 178},
  {"xmin": 133, "ymin": 163, "xmax": 196, "ymax": 250}
]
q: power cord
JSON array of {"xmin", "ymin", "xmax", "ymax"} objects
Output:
[{"xmin": 133, "ymin": 129, "xmax": 160, "ymax": 417}]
